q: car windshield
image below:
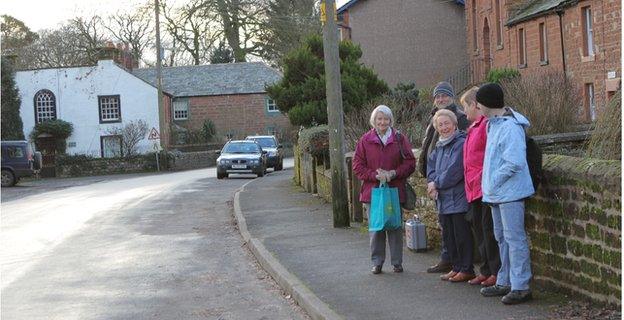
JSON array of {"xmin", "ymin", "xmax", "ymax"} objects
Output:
[
  {"xmin": 223, "ymin": 143, "xmax": 261, "ymax": 154},
  {"xmin": 250, "ymin": 138, "xmax": 276, "ymax": 148}
]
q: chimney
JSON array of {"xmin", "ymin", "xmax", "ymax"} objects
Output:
[{"xmin": 97, "ymin": 41, "xmax": 120, "ymax": 62}]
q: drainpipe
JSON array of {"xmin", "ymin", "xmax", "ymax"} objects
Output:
[{"xmin": 556, "ymin": 9, "xmax": 567, "ymax": 76}]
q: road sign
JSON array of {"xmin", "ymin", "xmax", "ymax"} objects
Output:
[
  {"xmin": 148, "ymin": 127, "xmax": 160, "ymax": 140},
  {"xmin": 153, "ymin": 142, "xmax": 163, "ymax": 152}
]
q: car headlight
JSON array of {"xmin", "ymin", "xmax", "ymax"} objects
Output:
[
  {"xmin": 220, "ymin": 159, "xmax": 229, "ymax": 164},
  {"xmin": 250, "ymin": 159, "xmax": 258, "ymax": 164},
  {"xmin": 268, "ymin": 151, "xmax": 276, "ymax": 156}
]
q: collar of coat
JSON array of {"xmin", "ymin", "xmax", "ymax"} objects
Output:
[{"xmin": 365, "ymin": 128, "xmax": 397, "ymax": 145}]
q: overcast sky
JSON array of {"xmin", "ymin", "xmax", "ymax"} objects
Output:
[{"xmin": 1, "ymin": 0, "xmax": 349, "ymax": 32}]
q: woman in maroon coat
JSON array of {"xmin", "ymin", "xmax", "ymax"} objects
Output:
[{"xmin": 352, "ymin": 105, "xmax": 416, "ymax": 274}]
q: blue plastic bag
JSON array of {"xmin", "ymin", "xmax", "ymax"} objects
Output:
[{"xmin": 369, "ymin": 182, "xmax": 402, "ymax": 231}]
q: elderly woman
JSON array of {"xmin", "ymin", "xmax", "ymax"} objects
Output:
[
  {"xmin": 427, "ymin": 109, "xmax": 475, "ymax": 282},
  {"xmin": 353, "ymin": 105, "xmax": 416, "ymax": 274}
]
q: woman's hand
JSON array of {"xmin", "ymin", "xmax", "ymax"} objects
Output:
[{"xmin": 427, "ymin": 181, "xmax": 438, "ymax": 200}]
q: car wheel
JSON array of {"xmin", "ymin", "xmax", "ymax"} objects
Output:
[
  {"xmin": 217, "ymin": 171, "xmax": 226, "ymax": 179},
  {"xmin": 1, "ymin": 169, "xmax": 15, "ymax": 187},
  {"xmin": 275, "ymin": 160, "xmax": 283, "ymax": 171},
  {"xmin": 257, "ymin": 168, "xmax": 265, "ymax": 177}
]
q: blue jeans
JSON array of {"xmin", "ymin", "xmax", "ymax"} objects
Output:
[{"xmin": 490, "ymin": 200, "xmax": 532, "ymax": 290}]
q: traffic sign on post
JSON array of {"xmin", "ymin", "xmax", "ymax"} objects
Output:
[{"xmin": 148, "ymin": 128, "xmax": 160, "ymax": 140}]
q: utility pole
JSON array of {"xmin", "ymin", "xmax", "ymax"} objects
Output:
[
  {"xmin": 154, "ymin": 0, "xmax": 168, "ymax": 154},
  {"xmin": 322, "ymin": 0, "xmax": 350, "ymax": 228}
]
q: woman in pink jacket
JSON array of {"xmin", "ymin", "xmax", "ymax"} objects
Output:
[
  {"xmin": 352, "ymin": 105, "xmax": 416, "ymax": 274},
  {"xmin": 461, "ymin": 87, "xmax": 501, "ymax": 287}
]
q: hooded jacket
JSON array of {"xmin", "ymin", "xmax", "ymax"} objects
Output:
[
  {"xmin": 427, "ymin": 130, "xmax": 468, "ymax": 215},
  {"xmin": 352, "ymin": 128, "xmax": 416, "ymax": 203},
  {"xmin": 463, "ymin": 115, "xmax": 488, "ymax": 203},
  {"xmin": 482, "ymin": 108, "xmax": 535, "ymax": 203}
]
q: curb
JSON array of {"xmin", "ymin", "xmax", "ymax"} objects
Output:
[{"xmin": 233, "ymin": 177, "xmax": 344, "ymax": 320}]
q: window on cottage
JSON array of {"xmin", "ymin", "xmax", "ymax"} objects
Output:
[
  {"xmin": 584, "ymin": 83, "xmax": 596, "ymax": 121},
  {"xmin": 173, "ymin": 100, "xmax": 189, "ymax": 120},
  {"xmin": 101, "ymin": 135, "xmax": 122, "ymax": 158},
  {"xmin": 34, "ymin": 90, "xmax": 57, "ymax": 123},
  {"xmin": 98, "ymin": 95, "xmax": 121, "ymax": 123},
  {"xmin": 539, "ymin": 22, "xmax": 548, "ymax": 63},
  {"xmin": 495, "ymin": 0, "xmax": 503, "ymax": 46},
  {"xmin": 266, "ymin": 98, "xmax": 279, "ymax": 112},
  {"xmin": 582, "ymin": 6, "xmax": 595, "ymax": 56},
  {"xmin": 472, "ymin": 0, "xmax": 478, "ymax": 50},
  {"xmin": 518, "ymin": 28, "xmax": 527, "ymax": 66}
]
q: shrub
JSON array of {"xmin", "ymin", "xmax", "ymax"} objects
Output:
[
  {"xmin": 30, "ymin": 119, "xmax": 73, "ymax": 154},
  {"xmin": 585, "ymin": 90, "xmax": 621, "ymax": 160},
  {"xmin": 500, "ymin": 71, "xmax": 580, "ymax": 135},
  {"xmin": 201, "ymin": 119, "xmax": 217, "ymax": 142},
  {"xmin": 105, "ymin": 120, "xmax": 148, "ymax": 158},
  {"xmin": 486, "ymin": 68, "xmax": 520, "ymax": 84},
  {"xmin": 298, "ymin": 125, "xmax": 329, "ymax": 157}
]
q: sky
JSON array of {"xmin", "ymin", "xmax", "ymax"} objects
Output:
[{"xmin": 1, "ymin": 0, "xmax": 350, "ymax": 32}]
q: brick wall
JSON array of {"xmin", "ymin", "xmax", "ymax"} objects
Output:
[
  {"xmin": 296, "ymin": 147, "xmax": 621, "ymax": 306},
  {"xmin": 467, "ymin": 0, "xmax": 621, "ymax": 121},
  {"xmin": 175, "ymin": 93, "xmax": 293, "ymax": 142}
]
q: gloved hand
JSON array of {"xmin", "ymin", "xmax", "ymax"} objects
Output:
[{"xmin": 375, "ymin": 173, "xmax": 388, "ymax": 183}]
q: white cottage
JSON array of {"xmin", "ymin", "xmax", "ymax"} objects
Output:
[{"xmin": 15, "ymin": 59, "xmax": 161, "ymax": 158}]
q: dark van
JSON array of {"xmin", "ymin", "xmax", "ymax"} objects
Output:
[{"xmin": 1, "ymin": 141, "xmax": 42, "ymax": 187}]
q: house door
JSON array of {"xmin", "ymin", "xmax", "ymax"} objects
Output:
[
  {"xmin": 482, "ymin": 18, "xmax": 492, "ymax": 78},
  {"xmin": 36, "ymin": 136, "xmax": 57, "ymax": 177}
]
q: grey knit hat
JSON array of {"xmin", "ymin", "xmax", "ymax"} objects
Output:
[{"xmin": 433, "ymin": 81, "xmax": 455, "ymax": 98}]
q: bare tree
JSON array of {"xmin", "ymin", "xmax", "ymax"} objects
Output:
[
  {"xmin": 160, "ymin": 0, "xmax": 222, "ymax": 65},
  {"xmin": 104, "ymin": 5, "xmax": 154, "ymax": 66},
  {"xmin": 106, "ymin": 120, "xmax": 149, "ymax": 157}
]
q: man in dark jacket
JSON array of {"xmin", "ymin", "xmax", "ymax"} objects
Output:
[{"xmin": 419, "ymin": 81, "xmax": 469, "ymax": 273}]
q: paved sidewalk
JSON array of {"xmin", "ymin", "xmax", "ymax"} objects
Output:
[{"xmin": 236, "ymin": 168, "xmax": 560, "ymax": 320}]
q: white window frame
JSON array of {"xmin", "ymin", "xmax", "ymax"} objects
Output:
[
  {"xmin": 267, "ymin": 98, "xmax": 279, "ymax": 113},
  {"xmin": 518, "ymin": 28, "xmax": 527, "ymax": 66},
  {"xmin": 173, "ymin": 99, "xmax": 189, "ymax": 120},
  {"xmin": 586, "ymin": 83, "xmax": 596, "ymax": 121},
  {"xmin": 98, "ymin": 95, "xmax": 121, "ymax": 123},
  {"xmin": 583, "ymin": 7, "xmax": 595, "ymax": 56},
  {"xmin": 34, "ymin": 90, "xmax": 57, "ymax": 123}
]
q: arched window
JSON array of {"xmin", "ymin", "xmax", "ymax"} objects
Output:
[{"xmin": 34, "ymin": 90, "xmax": 57, "ymax": 123}]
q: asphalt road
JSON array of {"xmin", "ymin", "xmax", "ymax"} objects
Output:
[{"xmin": 1, "ymin": 159, "xmax": 304, "ymax": 320}]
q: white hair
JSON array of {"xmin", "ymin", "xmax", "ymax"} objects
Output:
[{"xmin": 369, "ymin": 105, "xmax": 394, "ymax": 128}]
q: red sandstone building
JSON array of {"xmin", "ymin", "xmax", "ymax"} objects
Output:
[
  {"xmin": 133, "ymin": 62, "xmax": 293, "ymax": 144},
  {"xmin": 467, "ymin": 0, "xmax": 621, "ymax": 121}
]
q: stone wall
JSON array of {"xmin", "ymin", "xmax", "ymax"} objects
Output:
[
  {"xmin": 56, "ymin": 155, "xmax": 160, "ymax": 177},
  {"xmin": 295, "ymin": 146, "xmax": 621, "ymax": 306},
  {"xmin": 168, "ymin": 150, "xmax": 219, "ymax": 171}
]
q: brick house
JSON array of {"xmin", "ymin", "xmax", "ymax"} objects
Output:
[
  {"xmin": 133, "ymin": 63, "xmax": 293, "ymax": 143},
  {"xmin": 337, "ymin": 0, "xmax": 469, "ymax": 89},
  {"xmin": 466, "ymin": 0, "xmax": 621, "ymax": 121}
]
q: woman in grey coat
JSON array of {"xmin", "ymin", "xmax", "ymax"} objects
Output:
[{"xmin": 426, "ymin": 109, "xmax": 475, "ymax": 283}]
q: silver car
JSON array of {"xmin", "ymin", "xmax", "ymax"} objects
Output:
[
  {"xmin": 216, "ymin": 140, "xmax": 267, "ymax": 179},
  {"xmin": 245, "ymin": 135, "xmax": 283, "ymax": 171}
]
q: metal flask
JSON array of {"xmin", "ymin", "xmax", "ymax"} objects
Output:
[{"xmin": 405, "ymin": 214, "xmax": 427, "ymax": 252}]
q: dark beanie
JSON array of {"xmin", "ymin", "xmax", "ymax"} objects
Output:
[
  {"xmin": 433, "ymin": 81, "xmax": 455, "ymax": 98},
  {"xmin": 476, "ymin": 83, "xmax": 505, "ymax": 109}
]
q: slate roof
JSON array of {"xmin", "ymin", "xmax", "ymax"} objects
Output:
[
  {"xmin": 132, "ymin": 62, "xmax": 282, "ymax": 98},
  {"xmin": 506, "ymin": 0, "xmax": 577, "ymax": 26},
  {"xmin": 337, "ymin": 0, "xmax": 464, "ymax": 14}
]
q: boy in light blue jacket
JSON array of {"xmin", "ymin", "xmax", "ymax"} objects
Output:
[{"xmin": 476, "ymin": 83, "xmax": 534, "ymax": 305}]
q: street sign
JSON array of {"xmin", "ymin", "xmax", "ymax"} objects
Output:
[
  {"xmin": 148, "ymin": 127, "xmax": 160, "ymax": 140},
  {"xmin": 320, "ymin": 1, "xmax": 337, "ymax": 24},
  {"xmin": 153, "ymin": 142, "xmax": 163, "ymax": 152}
]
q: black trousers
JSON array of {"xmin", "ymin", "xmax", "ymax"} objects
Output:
[
  {"xmin": 470, "ymin": 199, "xmax": 501, "ymax": 276},
  {"xmin": 439, "ymin": 213, "xmax": 474, "ymax": 273}
]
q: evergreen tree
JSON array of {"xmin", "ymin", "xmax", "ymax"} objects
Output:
[
  {"xmin": 209, "ymin": 42, "xmax": 234, "ymax": 64},
  {"xmin": 266, "ymin": 34, "xmax": 389, "ymax": 127},
  {"xmin": 1, "ymin": 58, "xmax": 25, "ymax": 140}
]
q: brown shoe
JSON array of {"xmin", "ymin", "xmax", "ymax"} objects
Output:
[
  {"xmin": 440, "ymin": 270, "xmax": 458, "ymax": 281},
  {"xmin": 468, "ymin": 274, "xmax": 488, "ymax": 285},
  {"xmin": 427, "ymin": 261, "xmax": 453, "ymax": 273},
  {"xmin": 481, "ymin": 275, "xmax": 497, "ymax": 287},
  {"xmin": 449, "ymin": 272, "xmax": 476, "ymax": 282}
]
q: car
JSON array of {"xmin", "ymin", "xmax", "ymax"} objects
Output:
[
  {"xmin": 245, "ymin": 135, "xmax": 283, "ymax": 171},
  {"xmin": 1, "ymin": 141, "xmax": 42, "ymax": 187},
  {"xmin": 216, "ymin": 140, "xmax": 267, "ymax": 179}
]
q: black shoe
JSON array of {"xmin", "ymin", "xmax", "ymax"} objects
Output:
[
  {"xmin": 426, "ymin": 261, "xmax": 453, "ymax": 273},
  {"xmin": 501, "ymin": 290, "xmax": 533, "ymax": 305},
  {"xmin": 393, "ymin": 265, "xmax": 403, "ymax": 273},
  {"xmin": 480, "ymin": 285, "xmax": 511, "ymax": 297},
  {"xmin": 371, "ymin": 265, "xmax": 382, "ymax": 274}
]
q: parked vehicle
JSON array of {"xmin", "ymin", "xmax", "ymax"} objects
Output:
[
  {"xmin": 245, "ymin": 135, "xmax": 283, "ymax": 171},
  {"xmin": 1, "ymin": 141, "xmax": 42, "ymax": 187},
  {"xmin": 216, "ymin": 140, "xmax": 267, "ymax": 179}
]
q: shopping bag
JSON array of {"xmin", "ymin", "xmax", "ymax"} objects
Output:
[{"xmin": 369, "ymin": 182, "xmax": 402, "ymax": 231}]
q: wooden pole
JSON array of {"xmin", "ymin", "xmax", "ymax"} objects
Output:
[{"xmin": 322, "ymin": 0, "xmax": 350, "ymax": 228}]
